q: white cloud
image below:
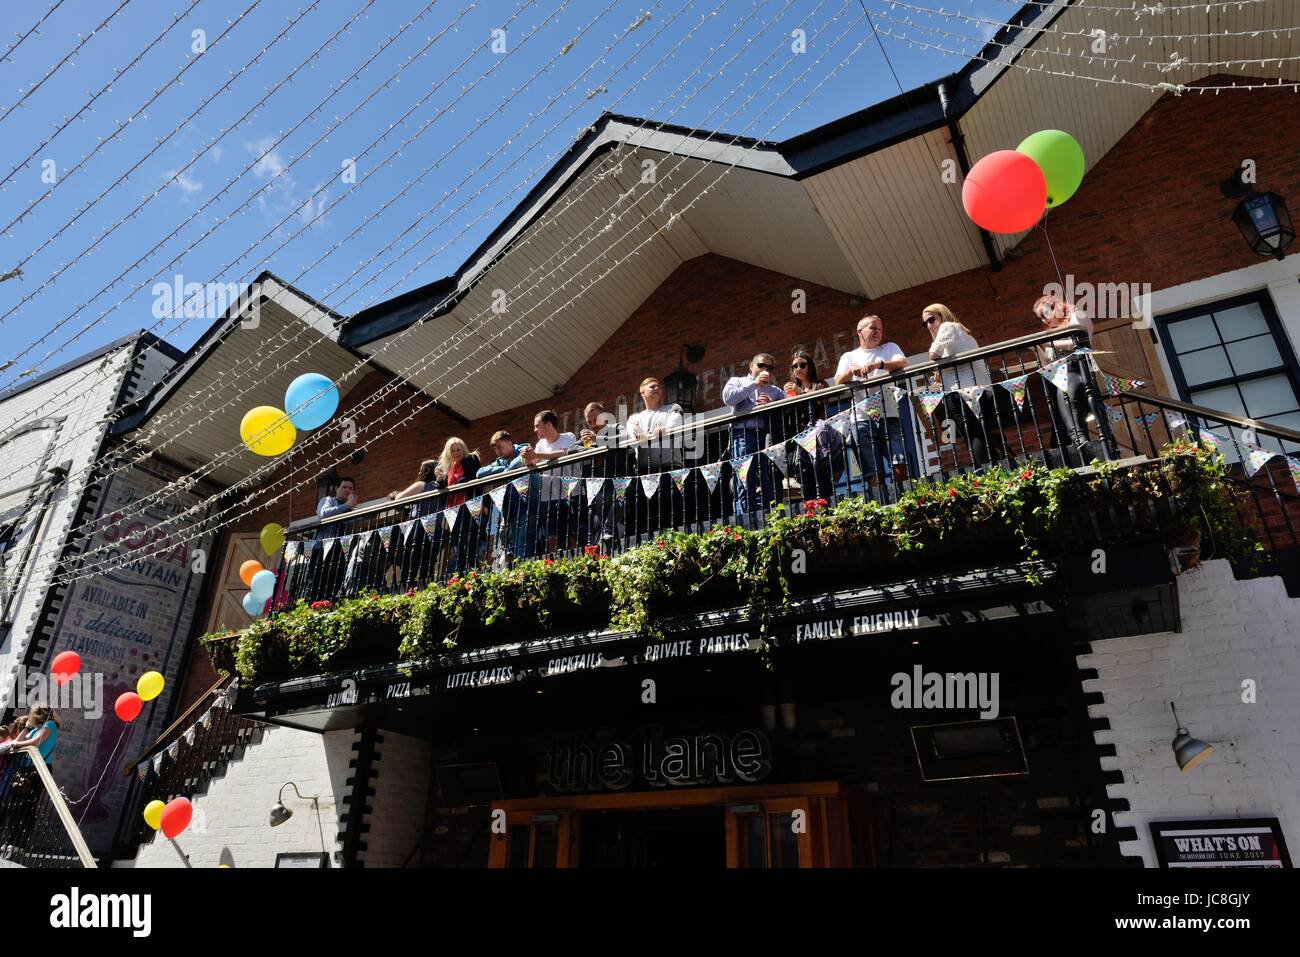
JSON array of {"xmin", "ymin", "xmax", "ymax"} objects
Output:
[
  {"xmin": 208, "ymin": 144, "xmax": 223, "ymax": 162},
  {"xmin": 247, "ymin": 137, "xmax": 289, "ymax": 180},
  {"xmin": 297, "ymin": 190, "xmax": 327, "ymax": 226},
  {"xmin": 166, "ymin": 170, "xmax": 203, "ymax": 194}
]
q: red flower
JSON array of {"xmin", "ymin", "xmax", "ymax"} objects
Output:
[
  {"xmin": 448, "ymin": 576, "xmax": 459, "ymax": 586},
  {"xmin": 584, "ymin": 544, "xmax": 600, "ymax": 557},
  {"xmin": 948, "ymin": 487, "xmax": 958, "ymax": 498},
  {"xmin": 1020, "ymin": 467, "xmax": 1034, "ymax": 481},
  {"xmin": 543, "ymin": 558, "xmax": 554, "ymax": 566},
  {"xmin": 309, "ymin": 600, "xmax": 332, "ymax": 611},
  {"xmin": 972, "ymin": 478, "xmax": 980, "ymax": 487},
  {"xmin": 404, "ymin": 589, "xmax": 416, "ymax": 597},
  {"xmin": 656, "ymin": 539, "xmax": 667, "ymax": 549}
]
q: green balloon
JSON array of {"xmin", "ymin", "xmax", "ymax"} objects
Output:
[{"xmin": 1017, "ymin": 130, "xmax": 1085, "ymax": 208}]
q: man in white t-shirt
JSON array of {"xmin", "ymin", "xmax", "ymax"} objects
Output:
[
  {"xmin": 627, "ymin": 377, "xmax": 685, "ymax": 534},
  {"xmin": 834, "ymin": 315, "xmax": 915, "ymax": 491},
  {"xmin": 521, "ymin": 409, "xmax": 577, "ymax": 554}
]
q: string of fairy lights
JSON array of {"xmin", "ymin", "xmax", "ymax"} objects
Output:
[
  {"xmin": 41, "ymin": 1, "xmax": 865, "ymax": 586},
  {"xmin": 0, "ymin": 0, "xmax": 132, "ymax": 129},
  {"xmin": 0, "ymin": 0, "xmax": 70, "ymax": 67},
  {"xmin": 0, "ymin": 0, "xmax": 746, "ymax": 487},
  {"xmin": 35, "ymin": 0, "xmax": 832, "ymax": 578},
  {"xmin": 2, "ymin": 0, "xmax": 1289, "ymax": 582}
]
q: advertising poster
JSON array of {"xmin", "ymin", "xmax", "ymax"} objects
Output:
[{"xmin": 41, "ymin": 465, "xmax": 214, "ymax": 853}]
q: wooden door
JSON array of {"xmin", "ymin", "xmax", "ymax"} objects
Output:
[
  {"xmin": 487, "ymin": 810, "xmax": 578, "ymax": 868},
  {"xmin": 203, "ymin": 533, "xmax": 263, "ymax": 634}
]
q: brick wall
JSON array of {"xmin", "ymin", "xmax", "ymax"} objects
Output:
[{"xmin": 1078, "ymin": 559, "xmax": 1300, "ymax": 867}]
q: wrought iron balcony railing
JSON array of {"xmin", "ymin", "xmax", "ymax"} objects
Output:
[{"xmin": 271, "ymin": 326, "xmax": 1118, "ymax": 606}]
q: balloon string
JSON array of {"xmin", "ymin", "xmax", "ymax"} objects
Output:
[
  {"xmin": 68, "ymin": 724, "xmax": 132, "ymax": 826},
  {"xmin": 1040, "ymin": 212, "xmax": 1064, "ymax": 291}
]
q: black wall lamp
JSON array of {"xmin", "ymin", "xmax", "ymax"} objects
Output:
[
  {"xmin": 663, "ymin": 344, "xmax": 705, "ymax": 413},
  {"xmin": 1222, "ymin": 172, "xmax": 1295, "ymax": 261}
]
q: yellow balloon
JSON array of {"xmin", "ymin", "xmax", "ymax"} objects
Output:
[
  {"xmin": 219, "ymin": 864, "xmax": 231, "ymax": 868},
  {"xmin": 260, "ymin": 523, "xmax": 285, "ymax": 556},
  {"xmin": 137, "ymin": 671, "xmax": 165, "ymax": 702},
  {"xmin": 143, "ymin": 800, "xmax": 165, "ymax": 831},
  {"xmin": 240, "ymin": 406, "xmax": 296, "ymax": 457}
]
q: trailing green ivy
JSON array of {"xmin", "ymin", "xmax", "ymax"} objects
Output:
[{"xmin": 202, "ymin": 448, "xmax": 1261, "ymax": 687}]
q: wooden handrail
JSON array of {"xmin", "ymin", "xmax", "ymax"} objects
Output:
[
  {"xmin": 14, "ymin": 743, "xmax": 96, "ymax": 867},
  {"xmin": 119, "ymin": 673, "xmax": 231, "ymax": 778},
  {"xmin": 293, "ymin": 324, "xmax": 1094, "ymax": 533}
]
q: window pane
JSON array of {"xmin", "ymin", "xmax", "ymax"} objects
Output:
[
  {"xmin": 1240, "ymin": 374, "xmax": 1300, "ymax": 418},
  {"xmin": 1189, "ymin": 384, "xmax": 1246, "ymax": 418},
  {"xmin": 533, "ymin": 822, "xmax": 558, "ymax": 869},
  {"xmin": 1225, "ymin": 335, "xmax": 1284, "ymax": 377},
  {"xmin": 1166, "ymin": 314, "xmax": 1219, "ymax": 353},
  {"xmin": 738, "ymin": 815, "xmax": 765, "ymax": 868},
  {"xmin": 1178, "ymin": 347, "xmax": 1234, "ymax": 387},
  {"xmin": 1259, "ymin": 412, "xmax": 1300, "ymax": 454},
  {"xmin": 770, "ymin": 814, "xmax": 800, "ymax": 869},
  {"xmin": 1212, "ymin": 303, "xmax": 1270, "ymax": 341},
  {"xmin": 508, "ymin": 826, "xmax": 531, "ymax": 868}
]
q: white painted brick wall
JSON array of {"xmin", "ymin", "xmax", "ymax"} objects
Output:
[
  {"xmin": 122, "ymin": 726, "xmax": 357, "ymax": 869},
  {"xmin": 360, "ymin": 731, "xmax": 433, "ymax": 868},
  {"xmin": 1079, "ymin": 559, "xmax": 1300, "ymax": 867}
]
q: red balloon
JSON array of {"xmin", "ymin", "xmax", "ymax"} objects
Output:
[
  {"xmin": 115, "ymin": 692, "xmax": 143, "ymax": 722},
  {"xmin": 51, "ymin": 651, "xmax": 81, "ymax": 686},
  {"xmin": 962, "ymin": 150, "xmax": 1047, "ymax": 234},
  {"xmin": 161, "ymin": 797, "xmax": 193, "ymax": 839}
]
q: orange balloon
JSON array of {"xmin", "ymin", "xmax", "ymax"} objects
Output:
[{"xmin": 239, "ymin": 560, "xmax": 264, "ymax": 587}]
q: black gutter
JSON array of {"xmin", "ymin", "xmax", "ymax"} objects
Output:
[{"xmin": 939, "ymin": 80, "xmax": 1002, "ymax": 273}]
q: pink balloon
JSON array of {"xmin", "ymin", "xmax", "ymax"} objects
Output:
[
  {"xmin": 51, "ymin": 651, "xmax": 81, "ymax": 686},
  {"xmin": 161, "ymin": 797, "xmax": 193, "ymax": 839},
  {"xmin": 962, "ymin": 150, "xmax": 1047, "ymax": 234}
]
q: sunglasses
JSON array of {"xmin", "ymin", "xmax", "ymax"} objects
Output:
[
  {"xmin": 755, "ymin": 362, "xmax": 774, "ymax": 370},
  {"xmin": 791, "ymin": 361, "xmax": 809, "ymax": 369},
  {"xmin": 923, "ymin": 316, "xmax": 938, "ymax": 325}
]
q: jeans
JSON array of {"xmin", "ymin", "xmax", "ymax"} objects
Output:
[
  {"xmin": 851, "ymin": 416, "xmax": 905, "ymax": 480},
  {"xmin": 1046, "ymin": 355, "xmax": 1100, "ymax": 447},
  {"xmin": 731, "ymin": 426, "xmax": 777, "ymax": 513}
]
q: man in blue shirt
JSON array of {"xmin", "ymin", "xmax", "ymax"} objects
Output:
[
  {"xmin": 478, "ymin": 430, "xmax": 531, "ymax": 561},
  {"xmin": 317, "ymin": 477, "xmax": 358, "ymax": 519},
  {"xmin": 722, "ymin": 353, "xmax": 786, "ymax": 514}
]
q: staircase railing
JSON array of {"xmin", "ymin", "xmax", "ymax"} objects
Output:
[{"xmin": 0, "ymin": 744, "xmax": 96, "ymax": 868}]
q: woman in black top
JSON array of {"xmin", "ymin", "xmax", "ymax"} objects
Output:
[{"xmin": 782, "ymin": 347, "xmax": 836, "ymax": 501}]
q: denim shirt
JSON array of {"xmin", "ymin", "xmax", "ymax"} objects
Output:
[{"xmin": 722, "ymin": 375, "xmax": 787, "ymax": 430}]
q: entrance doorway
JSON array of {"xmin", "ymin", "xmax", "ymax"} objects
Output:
[{"xmin": 487, "ymin": 781, "xmax": 858, "ymax": 868}]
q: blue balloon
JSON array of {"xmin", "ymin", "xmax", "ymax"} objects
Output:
[
  {"xmin": 242, "ymin": 592, "xmax": 264, "ymax": 617},
  {"xmin": 250, "ymin": 569, "xmax": 277, "ymax": 603},
  {"xmin": 284, "ymin": 373, "xmax": 339, "ymax": 431}
]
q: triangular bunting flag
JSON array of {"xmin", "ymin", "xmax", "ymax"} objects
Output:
[
  {"xmin": 1287, "ymin": 456, "xmax": 1300, "ymax": 489},
  {"xmin": 669, "ymin": 468, "xmax": 692, "ymax": 493},
  {"xmin": 377, "ymin": 525, "xmax": 395, "ymax": 550},
  {"xmin": 1168, "ymin": 416, "xmax": 1185, "ymax": 430},
  {"xmin": 285, "ymin": 541, "xmax": 300, "ymax": 561},
  {"xmin": 585, "ymin": 478, "xmax": 607, "ymax": 501},
  {"xmin": 488, "ymin": 486, "xmax": 507, "ymax": 514},
  {"xmin": 322, "ymin": 537, "xmax": 337, "ymax": 557},
  {"xmin": 1041, "ymin": 359, "xmax": 1072, "ymax": 392},
  {"xmin": 856, "ymin": 391, "xmax": 884, "ymax": 419},
  {"xmin": 1107, "ymin": 406, "xmax": 1127, "ymax": 424},
  {"xmin": 917, "ymin": 391, "xmax": 946, "ymax": 417},
  {"xmin": 510, "ymin": 475, "xmax": 532, "ymax": 497},
  {"xmin": 698, "ymin": 463, "xmax": 723, "ymax": 493},
  {"xmin": 765, "ymin": 444, "xmax": 789, "ymax": 475},
  {"xmin": 958, "ymin": 386, "xmax": 986, "ymax": 415},
  {"xmin": 562, "ymin": 477, "xmax": 582, "ymax": 498},
  {"xmin": 338, "ymin": 534, "xmax": 355, "ymax": 554},
  {"xmin": 640, "ymin": 474, "xmax": 661, "ymax": 500},
  {"xmin": 612, "ymin": 477, "xmax": 633, "ymax": 501},
  {"xmin": 420, "ymin": 515, "xmax": 440, "ymax": 537},
  {"xmin": 184, "ymin": 727, "xmax": 196, "ymax": 747},
  {"xmin": 795, "ymin": 427, "xmax": 819, "ymax": 456},
  {"xmin": 443, "ymin": 507, "xmax": 459, "ymax": 531},
  {"xmin": 1198, "ymin": 430, "xmax": 1223, "ymax": 452},
  {"xmin": 136, "ymin": 762, "xmax": 150, "ymax": 782},
  {"xmin": 1135, "ymin": 411, "xmax": 1160, "ymax": 428},
  {"xmin": 167, "ymin": 740, "xmax": 180, "ymax": 759},
  {"xmin": 1100, "ymin": 372, "xmax": 1145, "ymax": 395},
  {"xmin": 891, "ymin": 385, "xmax": 910, "ymax": 405},
  {"xmin": 1245, "ymin": 446, "xmax": 1276, "ymax": 477},
  {"xmin": 465, "ymin": 497, "xmax": 484, "ymax": 519},
  {"xmin": 732, "ymin": 454, "xmax": 755, "ymax": 484},
  {"xmin": 397, "ymin": 520, "xmax": 416, "ymax": 543},
  {"xmin": 153, "ymin": 753, "xmax": 164, "ymax": 773},
  {"xmin": 999, "ymin": 375, "xmax": 1029, "ymax": 411},
  {"xmin": 200, "ymin": 709, "xmax": 213, "ymax": 729}
]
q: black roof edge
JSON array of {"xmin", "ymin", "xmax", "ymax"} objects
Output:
[
  {"xmin": 0, "ymin": 329, "xmax": 174, "ymax": 405},
  {"xmin": 336, "ymin": 0, "xmax": 1073, "ymax": 347}
]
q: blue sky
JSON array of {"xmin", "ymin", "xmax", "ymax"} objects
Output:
[{"xmin": 0, "ymin": 0, "xmax": 1010, "ymax": 382}]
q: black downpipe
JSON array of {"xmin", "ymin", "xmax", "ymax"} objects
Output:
[{"xmin": 938, "ymin": 81, "xmax": 1002, "ymax": 274}]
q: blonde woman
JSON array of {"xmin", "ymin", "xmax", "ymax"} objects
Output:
[{"xmin": 923, "ymin": 304, "xmax": 1003, "ymax": 467}]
